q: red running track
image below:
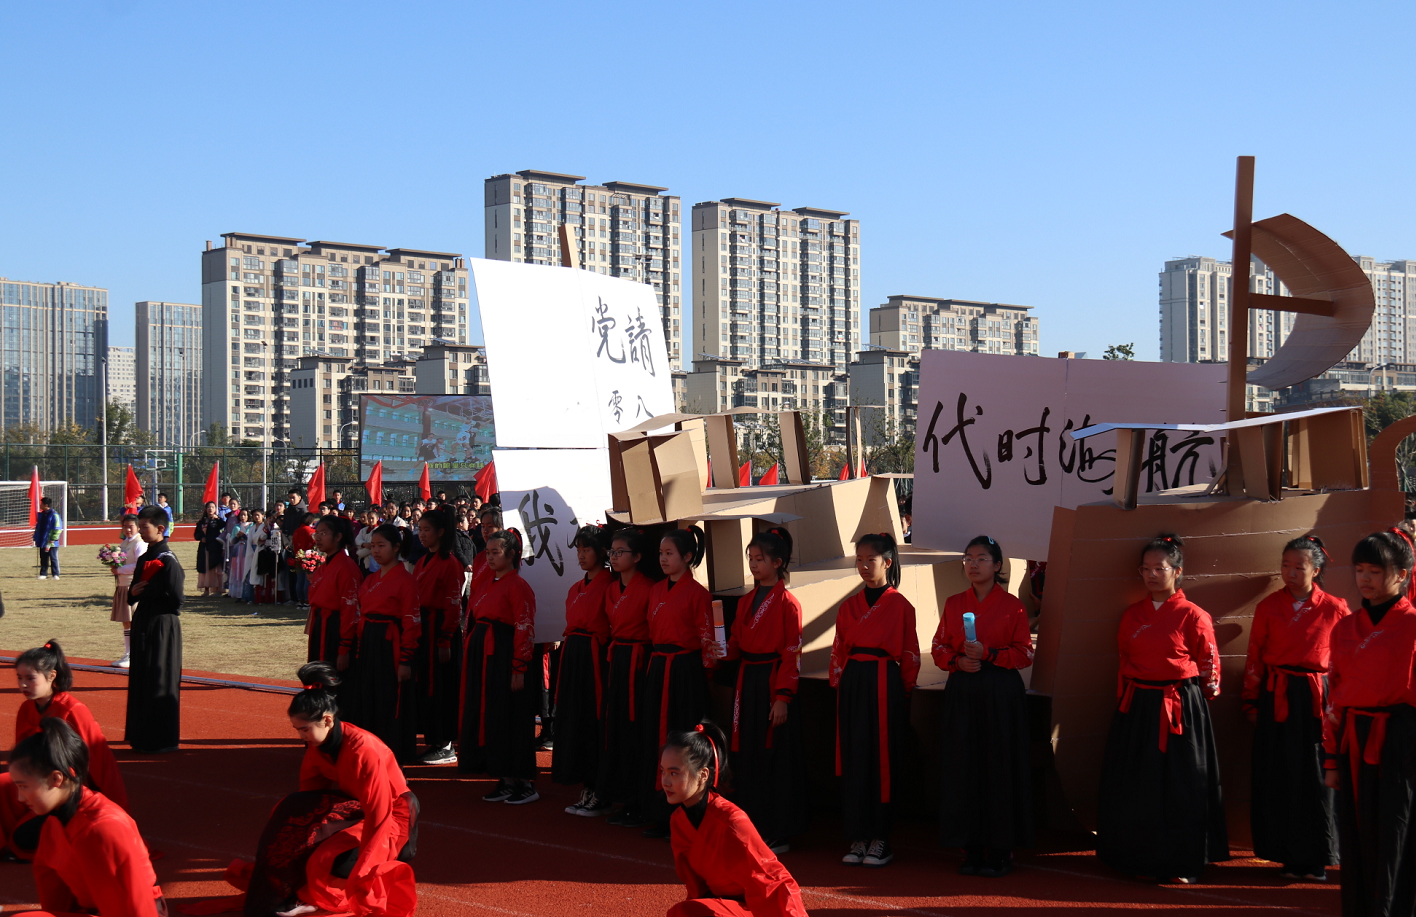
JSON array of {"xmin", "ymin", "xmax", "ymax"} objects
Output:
[{"xmin": 0, "ymin": 659, "xmax": 1340, "ymax": 916}]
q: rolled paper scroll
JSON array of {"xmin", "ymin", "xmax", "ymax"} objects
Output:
[{"xmin": 962, "ymin": 611, "xmax": 977, "ymax": 643}]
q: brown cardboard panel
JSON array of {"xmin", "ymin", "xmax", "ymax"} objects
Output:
[
  {"xmin": 620, "ymin": 438, "xmax": 661, "ymax": 523},
  {"xmin": 706, "ymin": 518, "xmax": 752, "ymax": 593},
  {"xmin": 652, "ymin": 431, "xmax": 705, "ymax": 522},
  {"xmin": 1305, "ymin": 410, "xmax": 1362, "ymax": 491},
  {"xmin": 1031, "ymin": 507, "xmax": 1076, "ymax": 695},
  {"xmin": 857, "ymin": 476, "xmax": 904, "ymax": 545},
  {"xmin": 777, "ymin": 411, "xmax": 810, "ymax": 486},
  {"xmin": 607, "ymin": 433, "xmax": 630, "ymax": 513},
  {"xmin": 680, "ymin": 419, "xmax": 709, "ymax": 493},
  {"xmin": 1112, "ymin": 429, "xmax": 1144, "ymax": 509},
  {"xmin": 1235, "ymin": 425, "xmax": 1272, "ymax": 500},
  {"xmin": 1370, "ymin": 415, "xmax": 1416, "ymax": 492},
  {"xmin": 705, "ymin": 414, "xmax": 740, "ymax": 489}
]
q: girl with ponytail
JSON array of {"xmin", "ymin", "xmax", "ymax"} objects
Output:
[
  {"xmin": 10, "ymin": 719, "xmax": 163, "ymax": 917},
  {"xmin": 639, "ymin": 525, "xmax": 720, "ymax": 838},
  {"xmin": 555, "ymin": 524, "xmax": 615, "ymax": 815},
  {"xmin": 1, "ymin": 640, "xmax": 130, "ymax": 861},
  {"xmin": 241, "ymin": 663, "xmax": 418, "ymax": 917},
  {"xmin": 830, "ymin": 531, "xmax": 919, "ymax": 868},
  {"xmin": 459, "ymin": 528, "xmax": 540, "ymax": 805},
  {"xmin": 351, "ymin": 524, "xmax": 421, "ymax": 763},
  {"xmin": 726, "ymin": 526, "xmax": 809, "ymax": 852},
  {"xmin": 1241, "ymin": 534, "xmax": 1346, "ymax": 881},
  {"xmin": 412, "ymin": 506, "xmax": 465, "ymax": 766},
  {"xmin": 307, "ymin": 514, "xmax": 361, "ymax": 671},
  {"xmin": 662, "ymin": 719, "xmax": 807, "ymax": 917},
  {"xmin": 598, "ymin": 527, "xmax": 658, "ymax": 827}
]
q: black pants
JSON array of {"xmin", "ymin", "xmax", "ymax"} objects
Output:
[
  {"xmin": 837, "ymin": 655, "xmax": 906, "ymax": 842},
  {"xmin": 729, "ymin": 656, "xmax": 809, "ymax": 841},
  {"xmin": 125, "ymin": 613, "xmax": 182, "ymax": 751},
  {"xmin": 1337, "ymin": 705, "xmax": 1416, "ymax": 917},
  {"xmin": 938, "ymin": 663, "xmax": 1033, "ymax": 851},
  {"xmin": 38, "ymin": 547, "xmax": 59, "ymax": 576},
  {"xmin": 1250, "ymin": 673, "xmax": 1337, "ymax": 869},
  {"xmin": 459, "ymin": 619, "xmax": 537, "ymax": 780}
]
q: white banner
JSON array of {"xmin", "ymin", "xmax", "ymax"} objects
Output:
[{"xmin": 912, "ymin": 352, "xmax": 1227, "ymax": 560}]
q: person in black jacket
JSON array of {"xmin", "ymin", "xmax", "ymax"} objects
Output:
[{"xmin": 126, "ymin": 504, "xmax": 185, "ymax": 752}]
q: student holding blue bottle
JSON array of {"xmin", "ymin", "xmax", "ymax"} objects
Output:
[{"xmin": 931, "ymin": 535, "xmax": 1035, "ymax": 877}]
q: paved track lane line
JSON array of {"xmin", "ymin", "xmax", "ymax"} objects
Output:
[{"xmin": 1026, "ymin": 863, "xmax": 1335, "ymax": 916}]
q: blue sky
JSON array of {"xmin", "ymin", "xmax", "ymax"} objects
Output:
[{"xmin": 3, "ymin": 0, "xmax": 1412, "ymax": 361}]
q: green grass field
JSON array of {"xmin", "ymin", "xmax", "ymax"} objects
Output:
[{"xmin": 0, "ymin": 541, "xmax": 308, "ymax": 680}]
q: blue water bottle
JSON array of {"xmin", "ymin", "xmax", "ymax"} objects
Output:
[{"xmin": 962, "ymin": 611, "xmax": 977, "ymax": 643}]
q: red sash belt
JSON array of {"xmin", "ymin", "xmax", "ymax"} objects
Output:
[
  {"xmin": 558, "ymin": 629, "xmax": 605, "ymax": 716},
  {"xmin": 363, "ymin": 614, "xmax": 406, "ymax": 717},
  {"xmin": 1267, "ymin": 665, "xmax": 1325, "ymax": 723},
  {"xmin": 733, "ymin": 650, "xmax": 781, "ymax": 753},
  {"xmin": 1342, "ymin": 707, "xmax": 1395, "ymax": 811},
  {"xmin": 609, "ymin": 639, "xmax": 649, "ymax": 723},
  {"xmin": 652, "ymin": 644, "xmax": 699, "ymax": 747},
  {"xmin": 472, "ymin": 616, "xmax": 503, "ymax": 746},
  {"xmin": 1119, "ymin": 677, "xmax": 1184, "ymax": 752},
  {"xmin": 835, "ymin": 649, "xmax": 895, "ymax": 804}
]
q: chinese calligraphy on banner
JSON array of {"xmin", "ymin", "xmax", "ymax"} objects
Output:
[{"xmin": 912, "ymin": 351, "xmax": 1227, "ymax": 560}]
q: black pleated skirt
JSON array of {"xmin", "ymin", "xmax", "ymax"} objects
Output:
[
  {"xmin": 307, "ymin": 612, "xmax": 358, "ymax": 723},
  {"xmin": 1337, "ymin": 704, "xmax": 1416, "ymax": 917},
  {"xmin": 352, "ymin": 620, "xmax": 416, "ymax": 763},
  {"xmin": 597, "ymin": 642, "xmax": 648, "ymax": 807},
  {"xmin": 307, "ymin": 609, "xmax": 341, "ymax": 664},
  {"xmin": 458, "ymin": 620, "xmax": 537, "ymax": 780},
  {"xmin": 729, "ymin": 660, "xmax": 809, "ymax": 841},
  {"xmin": 938, "ymin": 663, "xmax": 1033, "ymax": 850},
  {"xmin": 125, "ymin": 613, "xmax": 182, "ymax": 752},
  {"xmin": 551, "ymin": 632, "xmax": 606, "ymax": 787},
  {"xmin": 1250, "ymin": 674, "xmax": 1337, "ymax": 869},
  {"xmin": 1096, "ymin": 677, "xmax": 1228, "ymax": 878},
  {"xmin": 837, "ymin": 656, "xmax": 906, "ymax": 843},
  {"xmin": 639, "ymin": 647, "xmax": 709, "ymax": 822},
  {"xmin": 414, "ymin": 607, "xmax": 462, "ymax": 749}
]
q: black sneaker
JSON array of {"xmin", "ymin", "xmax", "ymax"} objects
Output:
[
  {"xmin": 569, "ymin": 791, "xmax": 611, "ymax": 817},
  {"xmin": 617, "ymin": 812, "xmax": 646, "ymax": 829},
  {"xmin": 482, "ymin": 782, "xmax": 514, "ymax": 803},
  {"xmin": 641, "ymin": 823, "xmax": 669, "ymax": 839},
  {"xmin": 565, "ymin": 788, "xmax": 593, "ymax": 815},
  {"xmin": 505, "ymin": 784, "xmax": 540, "ymax": 805},
  {"xmin": 606, "ymin": 807, "xmax": 628, "ymax": 826},
  {"xmin": 862, "ymin": 839, "xmax": 893, "ymax": 868},
  {"xmin": 418, "ymin": 743, "xmax": 457, "ymax": 765}
]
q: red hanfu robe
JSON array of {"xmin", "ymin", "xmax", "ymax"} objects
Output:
[
  {"xmin": 647, "ymin": 575, "xmax": 717, "ymax": 743},
  {"xmin": 357, "ymin": 563, "xmax": 421, "ymax": 666},
  {"xmin": 296, "ymin": 723, "xmax": 416, "ymax": 914},
  {"xmin": 469, "ymin": 571, "xmax": 536, "ymax": 674},
  {"xmin": 561, "ymin": 568, "xmax": 614, "ymax": 709},
  {"xmin": 1116, "ymin": 590, "xmax": 1220, "ymax": 751},
  {"xmin": 930, "ymin": 584, "xmax": 1034, "ymax": 673},
  {"xmin": 32, "ymin": 789, "xmax": 162, "ymax": 917},
  {"xmin": 307, "ymin": 550, "xmax": 362, "ymax": 658},
  {"xmin": 1243, "ymin": 585, "xmax": 1349, "ymax": 719},
  {"xmin": 1323, "ymin": 596, "xmax": 1416, "ymax": 772},
  {"xmin": 668, "ymin": 793, "xmax": 807, "ymax": 917},
  {"xmin": 463, "ymin": 552, "xmax": 493, "ymax": 628},
  {"xmin": 415, "ymin": 552, "xmax": 465, "ymax": 651},
  {"xmin": 607, "ymin": 572, "xmax": 655, "ymax": 667},
  {"xmin": 726, "ymin": 580, "xmax": 803, "ymax": 751}
]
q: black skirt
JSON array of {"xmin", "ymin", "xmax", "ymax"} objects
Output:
[
  {"xmin": 639, "ymin": 645, "xmax": 709, "ymax": 822},
  {"xmin": 1250, "ymin": 673, "xmax": 1337, "ymax": 868},
  {"xmin": 308, "ymin": 610, "xmax": 342, "ymax": 664},
  {"xmin": 125, "ymin": 613, "xmax": 182, "ymax": 752},
  {"xmin": 351, "ymin": 620, "xmax": 416, "ymax": 763},
  {"xmin": 414, "ymin": 607, "xmax": 462, "ymax": 749},
  {"xmin": 938, "ymin": 662, "xmax": 1033, "ymax": 850},
  {"xmin": 551, "ymin": 631, "xmax": 606, "ymax": 787},
  {"xmin": 307, "ymin": 614, "xmax": 358, "ymax": 723},
  {"xmin": 729, "ymin": 656, "xmax": 809, "ymax": 841},
  {"xmin": 837, "ymin": 654, "xmax": 907, "ymax": 842},
  {"xmin": 1337, "ymin": 704, "xmax": 1416, "ymax": 917},
  {"xmin": 1096, "ymin": 677, "xmax": 1228, "ymax": 877},
  {"xmin": 596, "ymin": 641, "xmax": 649, "ymax": 807},
  {"xmin": 458, "ymin": 619, "xmax": 537, "ymax": 780}
]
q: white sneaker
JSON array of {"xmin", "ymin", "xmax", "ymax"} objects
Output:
[
  {"xmin": 112, "ymin": 653, "xmax": 130, "ymax": 668},
  {"xmin": 37, "ymin": 575, "xmax": 46, "ymax": 580},
  {"xmin": 275, "ymin": 904, "xmax": 318, "ymax": 917},
  {"xmin": 842, "ymin": 840, "xmax": 867, "ymax": 866},
  {"xmin": 51, "ymin": 575, "xmax": 60, "ymax": 580}
]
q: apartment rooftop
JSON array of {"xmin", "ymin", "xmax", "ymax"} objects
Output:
[
  {"xmin": 604, "ymin": 180, "xmax": 670, "ymax": 195},
  {"xmin": 514, "ymin": 169, "xmax": 587, "ymax": 184}
]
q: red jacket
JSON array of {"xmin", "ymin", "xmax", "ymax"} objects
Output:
[
  {"xmin": 1243, "ymin": 585, "xmax": 1349, "ymax": 711},
  {"xmin": 606, "ymin": 572, "xmax": 655, "ymax": 643},
  {"xmin": 670, "ymin": 793, "xmax": 807, "ymax": 917},
  {"xmin": 34, "ymin": 789, "xmax": 160, "ymax": 917},
  {"xmin": 17, "ymin": 693, "xmax": 129, "ymax": 813},
  {"xmin": 727, "ymin": 579, "xmax": 803, "ymax": 701},
  {"xmin": 468, "ymin": 570, "xmax": 536, "ymax": 674},
  {"xmin": 1116, "ymin": 589, "xmax": 1220, "ymax": 699},
  {"xmin": 829, "ymin": 587, "xmax": 920, "ymax": 691},
  {"xmin": 565, "ymin": 568, "xmax": 614, "ymax": 641},
  {"xmin": 415, "ymin": 552, "xmax": 465, "ymax": 648},
  {"xmin": 308, "ymin": 551, "xmax": 362, "ymax": 652},
  {"xmin": 931, "ymin": 585, "xmax": 1034, "ymax": 672},
  {"xmin": 293, "ymin": 524, "xmax": 316, "ymax": 553},
  {"xmin": 1323, "ymin": 596, "xmax": 1416, "ymax": 768},
  {"xmin": 647, "ymin": 575, "xmax": 717, "ymax": 665},
  {"xmin": 357, "ymin": 563, "xmax": 421, "ymax": 664}
]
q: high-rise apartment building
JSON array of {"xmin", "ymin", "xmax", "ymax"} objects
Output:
[
  {"xmin": 201, "ymin": 233, "xmax": 470, "ymax": 445},
  {"xmin": 849, "ymin": 348, "xmax": 920, "ymax": 442},
  {"xmin": 691, "ymin": 199, "xmax": 860, "ymax": 371},
  {"xmin": 868, "ymin": 295, "xmax": 1039, "ymax": 357},
  {"xmin": 484, "ymin": 170, "xmax": 684, "ymax": 368},
  {"xmin": 1159, "ymin": 256, "xmax": 1293, "ymax": 364},
  {"xmin": 0, "ymin": 278, "xmax": 107, "ymax": 432},
  {"xmin": 1351, "ymin": 256, "xmax": 1416, "ymax": 365},
  {"xmin": 136, "ymin": 302, "xmax": 202, "ymax": 447},
  {"xmin": 106, "ymin": 346, "xmax": 136, "ymax": 415}
]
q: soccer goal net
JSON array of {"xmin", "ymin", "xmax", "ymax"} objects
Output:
[{"xmin": 0, "ymin": 481, "xmax": 68, "ymax": 548}]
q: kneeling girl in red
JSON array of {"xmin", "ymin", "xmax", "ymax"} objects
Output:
[
  {"xmin": 663, "ymin": 720, "xmax": 806, "ymax": 917},
  {"xmin": 351, "ymin": 525, "xmax": 420, "ymax": 763},
  {"xmin": 2, "ymin": 641, "xmax": 129, "ymax": 861},
  {"xmin": 10, "ymin": 718, "xmax": 162, "ymax": 917}
]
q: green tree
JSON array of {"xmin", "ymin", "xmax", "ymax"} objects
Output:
[{"xmin": 1103, "ymin": 343, "xmax": 1136, "ymax": 361}]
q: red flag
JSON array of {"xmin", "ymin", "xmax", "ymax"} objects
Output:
[
  {"xmin": 28, "ymin": 465, "xmax": 40, "ymax": 526},
  {"xmin": 124, "ymin": 464, "xmax": 142, "ymax": 509},
  {"xmin": 838, "ymin": 461, "xmax": 851, "ymax": 481},
  {"xmin": 202, "ymin": 461, "xmax": 220, "ymax": 506},
  {"xmin": 307, "ymin": 462, "xmax": 326, "ymax": 509},
  {"xmin": 859, "ymin": 458, "xmax": 868, "ymax": 477},
  {"xmin": 759, "ymin": 463, "xmax": 779, "ymax": 486},
  {"xmin": 365, "ymin": 460, "xmax": 383, "ymax": 508},
  {"xmin": 705, "ymin": 457, "xmax": 712, "ymax": 489},
  {"xmin": 473, "ymin": 460, "xmax": 497, "ymax": 502},
  {"xmin": 418, "ymin": 463, "xmax": 431, "ymax": 501},
  {"xmin": 738, "ymin": 461, "xmax": 751, "ymax": 486}
]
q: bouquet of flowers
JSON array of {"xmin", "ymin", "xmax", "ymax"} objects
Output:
[
  {"xmin": 295, "ymin": 548, "xmax": 325, "ymax": 574},
  {"xmin": 97, "ymin": 543, "xmax": 125, "ymax": 573}
]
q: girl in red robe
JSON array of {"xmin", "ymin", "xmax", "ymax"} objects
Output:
[
  {"xmin": 463, "ymin": 507, "xmax": 503, "ymax": 631},
  {"xmin": 10, "ymin": 719, "xmax": 162, "ymax": 917},
  {"xmin": 459, "ymin": 529, "xmax": 539, "ymax": 804},
  {"xmin": 306, "ymin": 516, "xmax": 363, "ymax": 726},
  {"xmin": 727, "ymin": 527, "xmax": 807, "ymax": 852},
  {"xmin": 599, "ymin": 528, "xmax": 659, "ymax": 827},
  {"xmin": 932, "ymin": 535, "xmax": 1034, "ymax": 877},
  {"xmin": 242, "ymin": 663, "xmax": 417, "ymax": 917},
  {"xmin": 1324, "ymin": 531, "xmax": 1416, "ymax": 915},
  {"xmin": 350, "ymin": 525, "xmax": 420, "ymax": 763},
  {"xmin": 830, "ymin": 532, "xmax": 919, "ymax": 869},
  {"xmin": 555, "ymin": 525, "xmax": 615, "ymax": 814},
  {"xmin": 663, "ymin": 720, "xmax": 807, "ymax": 917},
  {"xmin": 1243, "ymin": 535, "xmax": 1346, "ymax": 881},
  {"xmin": 413, "ymin": 508, "xmax": 465, "ymax": 765},
  {"xmin": 1096, "ymin": 534, "xmax": 1227, "ymax": 883},
  {"xmin": 2, "ymin": 641, "xmax": 129, "ymax": 861},
  {"xmin": 641, "ymin": 526, "xmax": 720, "ymax": 839}
]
